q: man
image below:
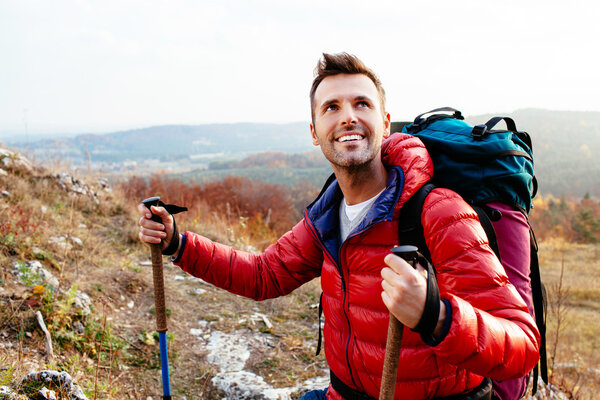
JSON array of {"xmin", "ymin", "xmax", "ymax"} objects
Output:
[{"xmin": 138, "ymin": 53, "xmax": 540, "ymax": 399}]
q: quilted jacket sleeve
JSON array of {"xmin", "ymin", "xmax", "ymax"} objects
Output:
[
  {"xmin": 174, "ymin": 218, "xmax": 324, "ymax": 301},
  {"xmin": 422, "ymin": 188, "xmax": 541, "ymax": 380}
]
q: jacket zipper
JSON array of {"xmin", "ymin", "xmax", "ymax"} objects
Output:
[
  {"xmin": 339, "ymin": 222, "xmax": 391, "ymax": 390},
  {"xmin": 339, "ymin": 240, "xmax": 357, "ymax": 388},
  {"xmin": 306, "ymin": 211, "xmax": 393, "ymax": 391}
]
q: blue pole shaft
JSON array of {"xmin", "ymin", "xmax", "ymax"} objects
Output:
[{"xmin": 159, "ymin": 331, "xmax": 172, "ymax": 399}]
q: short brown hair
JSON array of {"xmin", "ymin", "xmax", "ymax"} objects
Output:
[{"xmin": 310, "ymin": 52, "xmax": 386, "ymax": 122}]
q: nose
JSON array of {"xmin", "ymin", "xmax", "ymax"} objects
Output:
[{"xmin": 340, "ymin": 104, "xmax": 357, "ymax": 126}]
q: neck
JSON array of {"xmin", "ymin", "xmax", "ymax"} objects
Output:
[{"xmin": 333, "ymin": 157, "xmax": 388, "ymax": 205}]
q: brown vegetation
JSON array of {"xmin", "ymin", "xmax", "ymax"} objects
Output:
[
  {"xmin": 120, "ymin": 173, "xmax": 320, "ymax": 250},
  {"xmin": 530, "ymin": 194, "xmax": 600, "ymax": 243}
]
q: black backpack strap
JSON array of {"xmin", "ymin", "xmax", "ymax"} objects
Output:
[
  {"xmin": 407, "ymin": 107, "xmax": 464, "ymax": 134},
  {"xmin": 528, "ymin": 225, "xmax": 549, "ymax": 393},
  {"xmin": 315, "ymin": 292, "xmax": 324, "ymax": 356},
  {"xmin": 397, "ymin": 182, "xmax": 436, "ymax": 261},
  {"xmin": 471, "ymin": 205, "xmax": 502, "ymax": 262}
]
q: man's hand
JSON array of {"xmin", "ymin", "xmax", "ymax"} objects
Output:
[
  {"xmin": 137, "ymin": 203, "xmax": 175, "ymax": 252},
  {"xmin": 381, "ymin": 254, "xmax": 446, "ymax": 337}
]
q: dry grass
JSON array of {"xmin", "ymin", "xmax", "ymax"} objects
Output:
[
  {"xmin": 539, "ymin": 238, "xmax": 600, "ymax": 399},
  {"xmin": 0, "ymin": 157, "xmax": 327, "ymax": 399}
]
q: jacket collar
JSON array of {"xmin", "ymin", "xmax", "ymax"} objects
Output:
[
  {"xmin": 304, "ymin": 133, "xmax": 433, "ymax": 262},
  {"xmin": 305, "ymin": 166, "xmax": 404, "ymax": 264}
]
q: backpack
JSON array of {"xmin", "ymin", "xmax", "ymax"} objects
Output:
[{"xmin": 394, "ymin": 107, "xmax": 547, "ymax": 398}]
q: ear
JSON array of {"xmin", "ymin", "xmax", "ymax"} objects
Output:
[
  {"xmin": 310, "ymin": 123, "xmax": 320, "ymax": 146},
  {"xmin": 383, "ymin": 113, "xmax": 391, "ymax": 139}
]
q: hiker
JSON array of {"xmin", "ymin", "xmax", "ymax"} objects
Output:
[{"xmin": 137, "ymin": 53, "xmax": 540, "ymax": 400}]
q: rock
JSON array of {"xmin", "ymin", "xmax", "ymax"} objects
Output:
[
  {"xmin": 0, "ymin": 386, "xmax": 12, "ymax": 395},
  {"xmin": 20, "ymin": 370, "xmax": 89, "ymax": 400},
  {"xmin": 72, "ymin": 321, "xmax": 85, "ymax": 335},
  {"xmin": 39, "ymin": 387, "xmax": 57, "ymax": 400},
  {"xmin": 0, "ymin": 168, "xmax": 7, "ymax": 176},
  {"xmin": 40, "ymin": 172, "xmax": 111, "ymax": 205},
  {"xmin": 201, "ymin": 329, "xmax": 329, "ymax": 399},
  {"xmin": 12, "ymin": 261, "xmax": 59, "ymax": 291},
  {"xmin": 0, "ymin": 148, "xmax": 34, "ymax": 176},
  {"xmin": 48, "ymin": 235, "xmax": 83, "ymax": 251},
  {"xmin": 1, "ymin": 190, "xmax": 10, "ymax": 197},
  {"xmin": 48, "ymin": 236, "xmax": 72, "ymax": 251},
  {"xmin": 72, "ymin": 290, "xmax": 91, "ymax": 315}
]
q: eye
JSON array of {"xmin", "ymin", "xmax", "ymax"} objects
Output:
[
  {"xmin": 325, "ymin": 104, "xmax": 339, "ymax": 112},
  {"xmin": 357, "ymin": 101, "xmax": 370, "ymax": 108}
]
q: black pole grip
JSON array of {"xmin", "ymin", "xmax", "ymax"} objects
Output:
[
  {"xmin": 142, "ymin": 196, "xmax": 163, "ymax": 224},
  {"xmin": 390, "ymin": 245, "xmax": 419, "ymax": 267}
]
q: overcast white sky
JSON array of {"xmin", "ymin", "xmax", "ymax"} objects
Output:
[{"xmin": 1, "ymin": 0, "xmax": 599, "ymax": 136}]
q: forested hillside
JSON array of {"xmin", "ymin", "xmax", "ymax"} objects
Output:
[{"xmin": 6, "ymin": 109, "xmax": 600, "ymax": 199}]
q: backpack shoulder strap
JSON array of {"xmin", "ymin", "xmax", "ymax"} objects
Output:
[
  {"xmin": 472, "ymin": 205, "xmax": 502, "ymax": 262},
  {"xmin": 528, "ymin": 225, "xmax": 549, "ymax": 390},
  {"xmin": 397, "ymin": 182, "xmax": 436, "ymax": 262},
  {"xmin": 398, "ymin": 183, "xmax": 504, "ymax": 263}
]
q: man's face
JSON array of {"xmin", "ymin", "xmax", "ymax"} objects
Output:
[{"xmin": 310, "ymin": 74, "xmax": 390, "ymax": 171}]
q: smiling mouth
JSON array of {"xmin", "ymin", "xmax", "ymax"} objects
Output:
[{"xmin": 336, "ymin": 134, "xmax": 364, "ymax": 142}]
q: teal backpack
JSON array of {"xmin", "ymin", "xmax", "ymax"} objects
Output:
[
  {"xmin": 396, "ymin": 107, "xmax": 536, "ymax": 213},
  {"xmin": 393, "ymin": 107, "xmax": 547, "ymax": 397}
]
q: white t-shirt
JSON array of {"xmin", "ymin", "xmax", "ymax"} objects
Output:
[{"xmin": 339, "ymin": 188, "xmax": 385, "ymax": 242}]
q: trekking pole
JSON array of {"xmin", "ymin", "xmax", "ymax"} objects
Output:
[
  {"xmin": 142, "ymin": 196, "xmax": 172, "ymax": 400},
  {"xmin": 379, "ymin": 245, "xmax": 419, "ymax": 400}
]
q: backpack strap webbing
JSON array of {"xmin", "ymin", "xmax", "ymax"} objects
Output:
[
  {"xmin": 397, "ymin": 182, "xmax": 436, "ymax": 261},
  {"xmin": 315, "ymin": 292, "xmax": 324, "ymax": 356},
  {"xmin": 471, "ymin": 205, "xmax": 501, "ymax": 262},
  {"xmin": 529, "ymin": 226, "xmax": 549, "ymax": 392}
]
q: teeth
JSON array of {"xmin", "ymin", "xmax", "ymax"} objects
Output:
[{"xmin": 337, "ymin": 135, "xmax": 363, "ymax": 142}]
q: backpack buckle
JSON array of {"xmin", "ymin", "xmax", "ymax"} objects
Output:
[{"xmin": 472, "ymin": 124, "xmax": 488, "ymax": 140}]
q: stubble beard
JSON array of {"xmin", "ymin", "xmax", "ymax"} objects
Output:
[{"xmin": 321, "ymin": 125, "xmax": 381, "ymax": 174}]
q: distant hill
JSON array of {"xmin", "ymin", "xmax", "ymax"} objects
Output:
[
  {"xmin": 7, "ymin": 122, "xmax": 313, "ymax": 163},
  {"xmin": 6, "ymin": 109, "xmax": 600, "ymax": 198}
]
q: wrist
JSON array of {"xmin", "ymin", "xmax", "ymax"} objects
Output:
[
  {"xmin": 433, "ymin": 300, "xmax": 447, "ymax": 337},
  {"xmin": 170, "ymin": 233, "xmax": 187, "ymax": 263},
  {"xmin": 175, "ymin": 234, "xmax": 183, "ymax": 257}
]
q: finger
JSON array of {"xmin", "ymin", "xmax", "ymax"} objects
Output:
[
  {"xmin": 415, "ymin": 263, "xmax": 428, "ymax": 280},
  {"xmin": 381, "ymin": 266, "xmax": 403, "ymax": 286},
  {"xmin": 381, "ymin": 290, "xmax": 394, "ymax": 311},
  {"xmin": 384, "ymin": 256, "xmax": 425, "ymax": 288},
  {"xmin": 137, "ymin": 203, "xmax": 152, "ymax": 219},
  {"xmin": 139, "ymin": 230, "xmax": 162, "ymax": 245},
  {"xmin": 140, "ymin": 226, "xmax": 167, "ymax": 239},
  {"xmin": 139, "ymin": 215, "xmax": 165, "ymax": 232},
  {"xmin": 380, "ymin": 277, "xmax": 402, "ymax": 297},
  {"xmin": 384, "ymin": 254, "xmax": 413, "ymax": 275}
]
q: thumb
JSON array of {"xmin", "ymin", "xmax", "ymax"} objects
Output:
[{"xmin": 150, "ymin": 206, "xmax": 173, "ymax": 225}]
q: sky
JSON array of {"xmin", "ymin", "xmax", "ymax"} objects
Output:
[{"xmin": 1, "ymin": 0, "xmax": 599, "ymax": 137}]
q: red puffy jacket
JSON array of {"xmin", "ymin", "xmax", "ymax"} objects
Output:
[{"xmin": 174, "ymin": 133, "xmax": 540, "ymax": 399}]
